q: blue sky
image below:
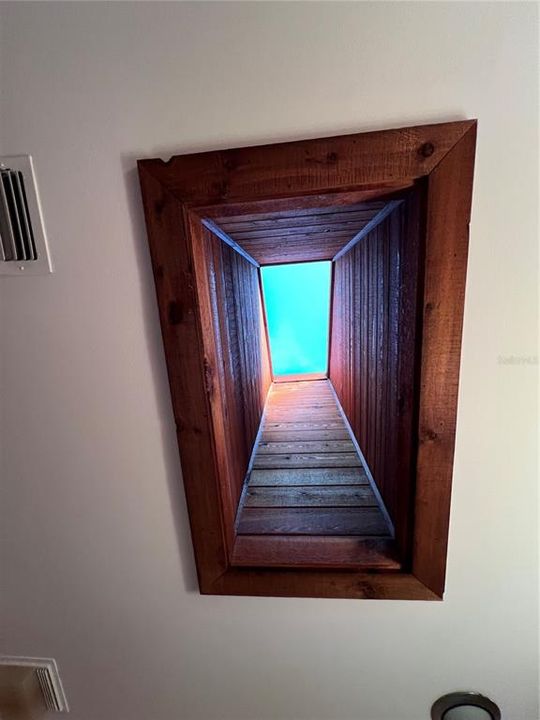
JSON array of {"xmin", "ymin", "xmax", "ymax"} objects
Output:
[{"xmin": 261, "ymin": 261, "xmax": 331, "ymax": 376}]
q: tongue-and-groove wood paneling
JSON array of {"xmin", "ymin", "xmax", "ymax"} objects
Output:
[
  {"xmin": 211, "ymin": 201, "xmax": 388, "ymax": 265},
  {"xmin": 329, "ymin": 189, "xmax": 424, "ymax": 557},
  {"xmin": 198, "ymin": 228, "xmax": 272, "ymax": 510}
]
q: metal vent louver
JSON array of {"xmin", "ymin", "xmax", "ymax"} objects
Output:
[
  {"xmin": 0, "ymin": 155, "xmax": 52, "ymax": 274},
  {"xmin": 0, "ymin": 656, "xmax": 69, "ymax": 713}
]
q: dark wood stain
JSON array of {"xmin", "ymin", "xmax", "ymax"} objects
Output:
[
  {"xmin": 238, "ymin": 507, "xmax": 390, "ymax": 536},
  {"xmin": 231, "ymin": 535, "xmax": 400, "ymax": 571},
  {"xmin": 139, "ymin": 121, "xmax": 474, "ymax": 207},
  {"xmin": 412, "ymin": 125, "xmax": 477, "ymax": 595},
  {"xmin": 210, "ymin": 202, "xmax": 388, "ymax": 265},
  {"xmin": 137, "ymin": 120, "xmax": 476, "ymax": 599},
  {"xmin": 201, "ymin": 231, "xmax": 271, "ymax": 506},
  {"xmin": 329, "ymin": 188, "xmax": 424, "ymax": 559}
]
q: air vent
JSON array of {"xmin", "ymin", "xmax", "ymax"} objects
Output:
[
  {"xmin": 0, "ymin": 155, "xmax": 53, "ymax": 275},
  {"xmin": 0, "ymin": 656, "xmax": 69, "ymax": 713}
]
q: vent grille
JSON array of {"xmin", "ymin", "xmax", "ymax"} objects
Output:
[
  {"xmin": 0, "ymin": 155, "xmax": 52, "ymax": 275},
  {"xmin": 0, "ymin": 656, "xmax": 69, "ymax": 713},
  {"xmin": 0, "ymin": 167, "xmax": 37, "ymax": 261}
]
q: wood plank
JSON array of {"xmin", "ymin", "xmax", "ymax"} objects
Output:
[
  {"xmin": 265, "ymin": 411, "xmax": 341, "ymax": 419},
  {"xmin": 329, "ymin": 195, "xmax": 421, "ymax": 561},
  {"xmin": 219, "ymin": 207, "xmax": 384, "ymax": 232},
  {"xmin": 270, "ymin": 378, "xmax": 329, "ymax": 386},
  {"xmin": 245, "ymin": 486, "xmax": 378, "ymax": 507},
  {"xmin": 267, "ymin": 392, "xmax": 334, "ymax": 399},
  {"xmin": 214, "ymin": 201, "xmax": 387, "ymax": 225},
  {"xmin": 237, "ymin": 507, "xmax": 391, "ymax": 536},
  {"xmin": 137, "ymin": 168, "xmax": 231, "ymax": 586},
  {"xmin": 266, "ymin": 405, "xmax": 337, "ymax": 412},
  {"xmin": 391, "ymin": 187, "xmax": 421, "ymax": 557},
  {"xmin": 267, "ymin": 402, "xmax": 340, "ymax": 408},
  {"xmin": 266, "ymin": 403, "xmax": 339, "ymax": 411},
  {"xmin": 268, "ymin": 398, "xmax": 335, "ymax": 405},
  {"xmin": 264, "ymin": 421, "xmax": 345, "ymax": 431},
  {"xmin": 268, "ymin": 393, "xmax": 334, "ymax": 400},
  {"xmin": 232, "ymin": 224, "xmax": 364, "ymax": 241},
  {"xmin": 267, "ymin": 401, "xmax": 335, "ymax": 408},
  {"xmin": 268, "ymin": 387, "xmax": 333, "ymax": 395},
  {"xmin": 211, "ymin": 568, "xmax": 436, "ymax": 600},
  {"xmin": 265, "ymin": 416, "xmax": 342, "ymax": 424},
  {"xmin": 244, "ymin": 247, "xmax": 342, "ymax": 264},
  {"xmin": 273, "ymin": 372, "xmax": 327, "ymax": 383},
  {"xmin": 207, "ymin": 235, "xmax": 248, "ymax": 510},
  {"xmin": 269, "ymin": 390, "xmax": 332, "ymax": 397},
  {"xmin": 412, "ymin": 124, "xmax": 477, "ymax": 596},
  {"xmin": 257, "ymin": 440, "xmax": 355, "ymax": 454},
  {"xmin": 266, "ymin": 398, "xmax": 336, "ymax": 405},
  {"xmin": 232, "ymin": 535, "xmax": 400, "ymax": 570},
  {"xmin": 268, "ymin": 393, "xmax": 334, "ymax": 399},
  {"xmin": 261, "ymin": 429, "xmax": 349, "ymax": 442},
  {"xmin": 267, "ymin": 394, "xmax": 335, "ymax": 401},
  {"xmin": 142, "ymin": 121, "xmax": 474, "ymax": 208},
  {"xmin": 249, "ymin": 468, "xmax": 369, "ymax": 486},
  {"xmin": 252, "ymin": 452, "xmax": 361, "ymax": 469}
]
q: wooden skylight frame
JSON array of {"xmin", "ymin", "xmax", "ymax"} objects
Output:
[{"xmin": 138, "ymin": 120, "xmax": 477, "ymax": 600}]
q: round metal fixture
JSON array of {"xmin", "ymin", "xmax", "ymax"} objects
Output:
[{"xmin": 431, "ymin": 693, "xmax": 501, "ymax": 720}]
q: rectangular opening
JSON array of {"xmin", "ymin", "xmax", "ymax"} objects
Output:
[
  {"xmin": 197, "ymin": 191, "xmax": 422, "ymax": 570},
  {"xmin": 261, "ymin": 261, "xmax": 331, "ymax": 378},
  {"xmin": 138, "ymin": 119, "xmax": 477, "ymax": 597},
  {"xmin": 224, "ymin": 195, "xmax": 419, "ymax": 569}
]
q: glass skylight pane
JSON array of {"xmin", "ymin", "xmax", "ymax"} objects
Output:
[{"xmin": 261, "ymin": 261, "xmax": 331, "ymax": 376}]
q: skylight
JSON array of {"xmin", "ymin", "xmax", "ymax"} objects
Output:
[{"xmin": 261, "ymin": 261, "xmax": 331, "ymax": 376}]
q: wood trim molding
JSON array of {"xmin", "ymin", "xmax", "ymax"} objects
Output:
[
  {"xmin": 412, "ymin": 126, "xmax": 477, "ymax": 595},
  {"xmin": 138, "ymin": 120, "xmax": 477, "ymax": 600},
  {"xmin": 200, "ymin": 217, "xmax": 260, "ymax": 267},
  {"xmin": 139, "ymin": 121, "xmax": 475, "ymax": 207}
]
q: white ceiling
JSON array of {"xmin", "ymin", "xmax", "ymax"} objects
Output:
[{"xmin": 0, "ymin": 3, "xmax": 537, "ymax": 720}]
